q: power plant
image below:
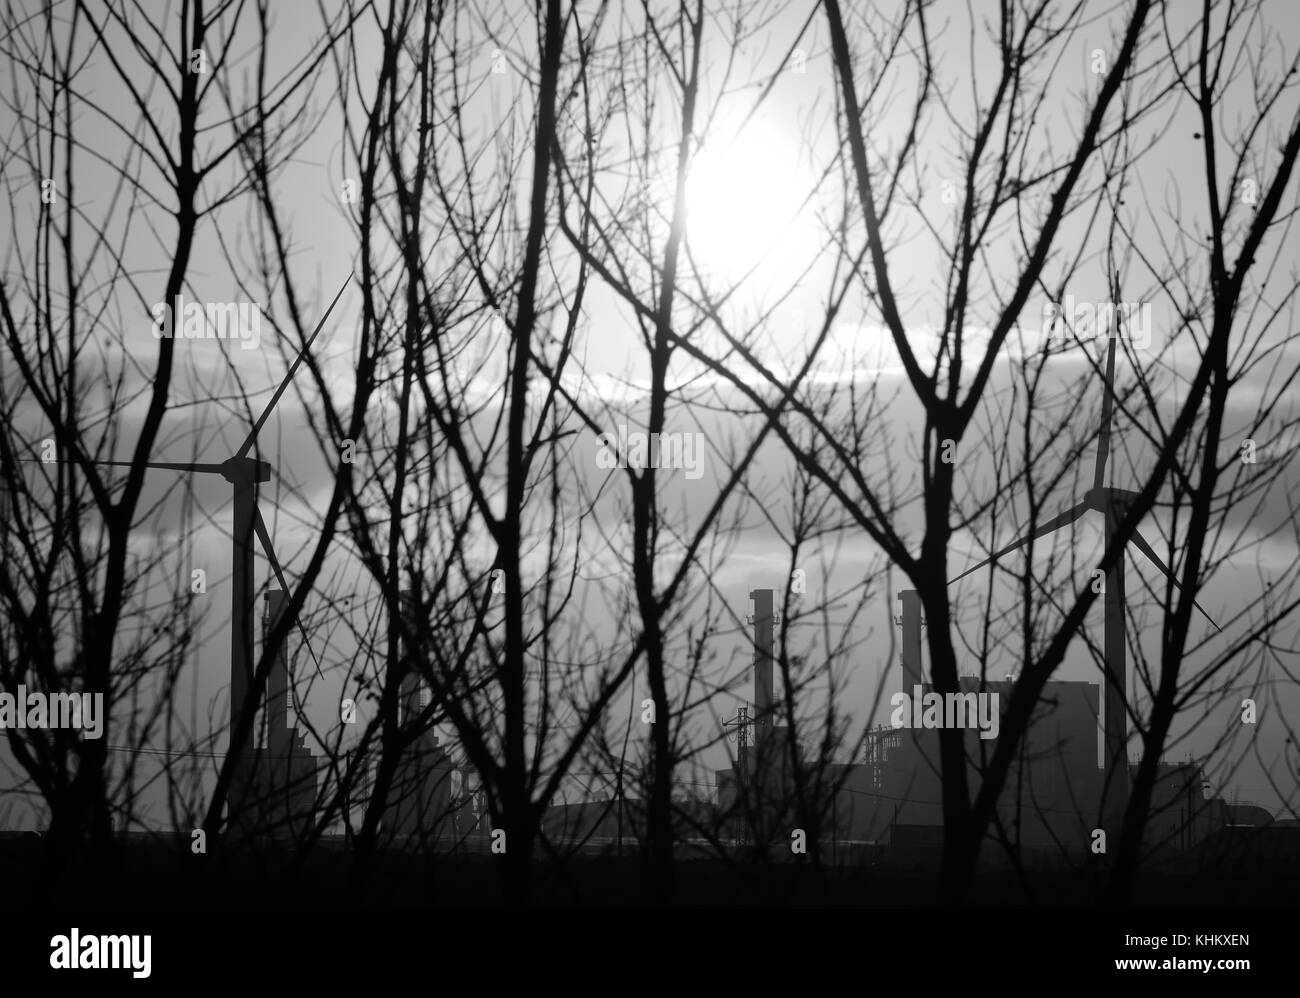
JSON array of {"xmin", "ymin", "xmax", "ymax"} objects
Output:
[
  {"xmin": 232, "ymin": 589, "xmax": 319, "ymax": 839},
  {"xmin": 384, "ymin": 590, "xmax": 456, "ymax": 842},
  {"xmin": 196, "ymin": 573, "xmax": 1286, "ymax": 873},
  {"xmin": 217, "ymin": 587, "xmax": 472, "ymax": 847},
  {"xmin": 712, "ymin": 584, "xmax": 1280, "ymax": 869}
]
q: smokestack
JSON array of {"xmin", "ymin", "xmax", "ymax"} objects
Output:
[
  {"xmin": 749, "ymin": 589, "xmax": 774, "ymax": 744},
  {"xmin": 398, "ymin": 589, "xmax": 422, "ymax": 726},
  {"xmin": 263, "ymin": 589, "xmax": 292, "ymax": 758},
  {"xmin": 897, "ymin": 590, "xmax": 923, "ymax": 690}
]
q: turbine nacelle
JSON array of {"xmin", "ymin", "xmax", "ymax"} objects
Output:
[
  {"xmin": 1084, "ymin": 486, "xmax": 1140, "ymax": 514},
  {"xmin": 220, "ymin": 456, "xmax": 272, "ymax": 487}
]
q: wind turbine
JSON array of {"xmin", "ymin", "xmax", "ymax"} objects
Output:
[
  {"xmin": 950, "ymin": 290, "xmax": 1220, "ymax": 828},
  {"xmin": 28, "ymin": 276, "xmax": 349, "ymax": 831}
]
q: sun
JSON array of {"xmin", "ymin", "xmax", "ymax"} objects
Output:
[{"xmin": 684, "ymin": 115, "xmax": 811, "ymax": 281}]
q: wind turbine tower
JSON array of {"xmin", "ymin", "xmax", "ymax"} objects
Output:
[{"xmin": 952, "ymin": 288, "xmax": 1219, "ymax": 830}]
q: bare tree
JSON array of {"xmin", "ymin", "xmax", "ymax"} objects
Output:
[{"xmin": 6, "ymin": 0, "xmax": 1299, "ymax": 915}]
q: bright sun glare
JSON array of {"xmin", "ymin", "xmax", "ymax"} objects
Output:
[{"xmin": 684, "ymin": 116, "xmax": 810, "ymax": 280}]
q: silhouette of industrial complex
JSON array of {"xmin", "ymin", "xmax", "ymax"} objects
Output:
[
  {"xmin": 17, "ymin": 307, "xmax": 1294, "ymax": 869},
  {"xmin": 714, "ymin": 586, "xmax": 1291, "ymax": 869},
  {"xmin": 220, "ymin": 575, "xmax": 1292, "ymax": 872}
]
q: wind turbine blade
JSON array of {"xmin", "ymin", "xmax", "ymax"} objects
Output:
[
  {"xmin": 1128, "ymin": 527, "xmax": 1222, "ymax": 632},
  {"xmin": 950, "ymin": 500, "xmax": 1089, "ymax": 584},
  {"xmin": 19, "ymin": 456, "xmax": 225, "ymax": 474},
  {"xmin": 236, "ymin": 274, "xmax": 352, "ymax": 460},
  {"xmin": 1094, "ymin": 330, "xmax": 1118, "ymax": 492},
  {"xmin": 251, "ymin": 503, "xmax": 326, "ymax": 680}
]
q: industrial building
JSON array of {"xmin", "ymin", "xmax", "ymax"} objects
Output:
[
  {"xmin": 219, "ymin": 579, "xmax": 1285, "ymax": 866},
  {"xmin": 715, "ymin": 588, "xmax": 806, "ymax": 844},
  {"xmin": 238, "ymin": 588, "xmax": 319, "ymax": 839},
  {"xmin": 383, "ymin": 590, "xmax": 456, "ymax": 844},
  {"xmin": 716, "ymin": 585, "xmax": 1258, "ymax": 867}
]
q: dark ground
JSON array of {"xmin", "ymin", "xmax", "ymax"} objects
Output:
[{"xmin": 3, "ymin": 836, "xmax": 1296, "ymax": 907}]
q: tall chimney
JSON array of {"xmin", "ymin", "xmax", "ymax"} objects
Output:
[
  {"xmin": 263, "ymin": 589, "xmax": 292, "ymax": 759},
  {"xmin": 897, "ymin": 590, "xmax": 924, "ymax": 691},
  {"xmin": 749, "ymin": 589, "xmax": 774, "ymax": 745},
  {"xmin": 397, "ymin": 589, "xmax": 422, "ymax": 726}
]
